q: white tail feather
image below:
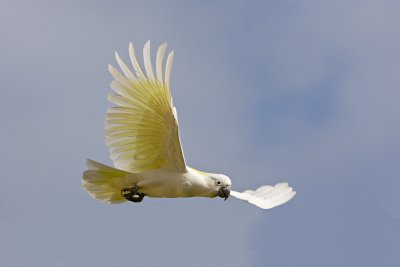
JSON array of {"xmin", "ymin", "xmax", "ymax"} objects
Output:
[{"xmin": 231, "ymin": 182, "xmax": 296, "ymax": 209}]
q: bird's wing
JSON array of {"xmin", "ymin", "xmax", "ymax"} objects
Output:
[
  {"xmin": 231, "ymin": 183, "xmax": 296, "ymax": 209},
  {"xmin": 105, "ymin": 41, "xmax": 186, "ymax": 173}
]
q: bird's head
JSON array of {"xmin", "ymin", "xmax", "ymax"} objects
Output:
[{"xmin": 208, "ymin": 174, "xmax": 231, "ymax": 200}]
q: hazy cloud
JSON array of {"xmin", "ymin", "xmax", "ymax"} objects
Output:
[{"xmin": 1, "ymin": 1, "xmax": 399, "ymax": 267}]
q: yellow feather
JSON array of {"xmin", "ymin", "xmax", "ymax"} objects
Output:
[{"xmin": 106, "ymin": 42, "xmax": 186, "ymax": 173}]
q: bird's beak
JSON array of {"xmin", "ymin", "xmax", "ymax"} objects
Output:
[{"xmin": 217, "ymin": 186, "xmax": 230, "ymax": 201}]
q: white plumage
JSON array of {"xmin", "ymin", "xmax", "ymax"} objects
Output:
[
  {"xmin": 231, "ymin": 183, "xmax": 296, "ymax": 209},
  {"xmin": 82, "ymin": 41, "xmax": 296, "ymax": 209}
]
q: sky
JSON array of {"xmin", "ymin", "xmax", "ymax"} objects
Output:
[{"xmin": 1, "ymin": 0, "xmax": 399, "ymax": 266}]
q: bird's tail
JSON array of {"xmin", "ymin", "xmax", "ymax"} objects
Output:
[{"xmin": 82, "ymin": 159, "xmax": 137, "ymax": 204}]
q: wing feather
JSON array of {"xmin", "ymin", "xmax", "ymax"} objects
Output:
[
  {"xmin": 165, "ymin": 51, "xmax": 174, "ymax": 89},
  {"xmin": 115, "ymin": 52, "xmax": 138, "ymax": 83},
  {"xmin": 106, "ymin": 41, "xmax": 186, "ymax": 173},
  {"xmin": 143, "ymin": 40, "xmax": 156, "ymax": 80},
  {"xmin": 128, "ymin": 42, "xmax": 146, "ymax": 79},
  {"xmin": 156, "ymin": 43, "xmax": 167, "ymax": 83}
]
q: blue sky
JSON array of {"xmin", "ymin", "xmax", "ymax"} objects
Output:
[{"xmin": 1, "ymin": 1, "xmax": 399, "ymax": 266}]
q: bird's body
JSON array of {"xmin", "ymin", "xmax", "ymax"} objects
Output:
[
  {"xmin": 129, "ymin": 167, "xmax": 226, "ymax": 199},
  {"xmin": 133, "ymin": 168, "xmax": 199, "ymax": 198},
  {"xmin": 82, "ymin": 41, "xmax": 295, "ymax": 209},
  {"xmin": 84, "ymin": 159, "xmax": 230, "ymax": 202}
]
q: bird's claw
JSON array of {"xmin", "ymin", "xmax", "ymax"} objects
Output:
[{"xmin": 121, "ymin": 186, "xmax": 145, "ymax": 203}]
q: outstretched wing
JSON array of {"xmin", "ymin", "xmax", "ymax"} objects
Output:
[
  {"xmin": 105, "ymin": 41, "xmax": 186, "ymax": 173},
  {"xmin": 231, "ymin": 183, "xmax": 296, "ymax": 209}
]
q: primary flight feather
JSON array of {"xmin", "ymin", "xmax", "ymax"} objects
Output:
[{"xmin": 82, "ymin": 41, "xmax": 296, "ymax": 209}]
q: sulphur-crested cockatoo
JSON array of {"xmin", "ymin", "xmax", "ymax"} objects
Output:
[{"xmin": 82, "ymin": 41, "xmax": 296, "ymax": 209}]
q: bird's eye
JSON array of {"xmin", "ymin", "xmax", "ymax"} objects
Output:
[{"xmin": 216, "ymin": 180, "xmax": 221, "ymax": 186}]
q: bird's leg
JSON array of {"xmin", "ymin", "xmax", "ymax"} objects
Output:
[{"xmin": 121, "ymin": 185, "xmax": 145, "ymax": 203}]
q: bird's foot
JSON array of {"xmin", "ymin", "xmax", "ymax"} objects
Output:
[{"xmin": 121, "ymin": 186, "xmax": 145, "ymax": 203}]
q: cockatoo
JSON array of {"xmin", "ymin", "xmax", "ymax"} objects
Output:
[{"xmin": 82, "ymin": 41, "xmax": 296, "ymax": 209}]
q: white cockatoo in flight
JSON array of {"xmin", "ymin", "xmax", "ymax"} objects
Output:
[{"xmin": 82, "ymin": 41, "xmax": 296, "ymax": 209}]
